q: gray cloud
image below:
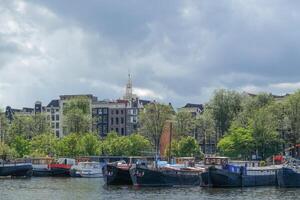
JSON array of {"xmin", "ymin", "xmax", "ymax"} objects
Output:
[{"xmin": 1, "ymin": 0, "xmax": 300, "ymax": 109}]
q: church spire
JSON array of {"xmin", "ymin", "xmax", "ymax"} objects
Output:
[
  {"xmin": 124, "ymin": 72, "xmax": 136, "ymax": 100},
  {"xmin": 126, "ymin": 73, "xmax": 132, "ymax": 96}
]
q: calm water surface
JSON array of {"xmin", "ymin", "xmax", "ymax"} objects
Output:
[{"xmin": 0, "ymin": 177, "xmax": 299, "ymax": 200}]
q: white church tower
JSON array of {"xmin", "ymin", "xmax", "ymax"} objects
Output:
[{"xmin": 123, "ymin": 73, "xmax": 137, "ymax": 101}]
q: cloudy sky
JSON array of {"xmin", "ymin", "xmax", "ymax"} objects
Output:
[{"xmin": 1, "ymin": 0, "xmax": 300, "ymax": 108}]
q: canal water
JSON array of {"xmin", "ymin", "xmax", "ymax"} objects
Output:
[{"xmin": 0, "ymin": 177, "xmax": 299, "ymax": 200}]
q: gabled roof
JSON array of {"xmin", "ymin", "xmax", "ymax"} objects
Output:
[
  {"xmin": 183, "ymin": 103, "xmax": 203, "ymax": 110},
  {"xmin": 139, "ymin": 99, "xmax": 151, "ymax": 106},
  {"xmin": 47, "ymin": 99, "xmax": 59, "ymax": 107}
]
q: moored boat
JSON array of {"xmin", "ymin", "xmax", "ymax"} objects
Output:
[
  {"xmin": 0, "ymin": 159, "xmax": 32, "ymax": 177},
  {"xmin": 32, "ymin": 157, "xmax": 55, "ymax": 177},
  {"xmin": 277, "ymin": 158, "xmax": 300, "ymax": 187},
  {"xmin": 48, "ymin": 158, "xmax": 76, "ymax": 177},
  {"xmin": 208, "ymin": 164, "xmax": 280, "ymax": 187},
  {"xmin": 70, "ymin": 161, "xmax": 103, "ymax": 178},
  {"xmin": 130, "ymin": 164, "xmax": 204, "ymax": 187},
  {"xmin": 103, "ymin": 161, "xmax": 132, "ymax": 185},
  {"xmin": 200, "ymin": 156, "xmax": 229, "ymax": 187}
]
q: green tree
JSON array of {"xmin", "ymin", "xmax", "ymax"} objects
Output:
[
  {"xmin": 7, "ymin": 116, "xmax": 31, "ymax": 141},
  {"xmin": 166, "ymin": 136, "xmax": 202, "ymax": 158},
  {"xmin": 7, "ymin": 114, "xmax": 50, "ymax": 141},
  {"xmin": 10, "ymin": 136, "xmax": 31, "ymax": 158},
  {"xmin": 251, "ymin": 108, "xmax": 282, "ymax": 159},
  {"xmin": 174, "ymin": 111, "xmax": 196, "ymax": 137},
  {"xmin": 284, "ymin": 91, "xmax": 300, "ymax": 157},
  {"xmin": 165, "ymin": 140, "xmax": 180, "ymax": 157},
  {"xmin": 80, "ymin": 133, "xmax": 100, "ymax": 156},
  {"xmin": 31, "ymin": 114, "xmax": 52, "ymax": 136},
  {"xmin": 56, "ymin": 133, "xmax": 81, "ymax": 157},
  {"xmin": 63, "ymin": 97, "xmax": 91, "ymax": 135},
  {"xmin": 30, "ymin": 133, "xmax": 58, "ymax": 157},
  {"xmin": 0, "ymin": 142, "xmax": 17, "ymax": 160},
  {"xmin": 196, "ymin": 109, "xmax": 215, "ymax": 154},
  {"xmin": 208, "ymin": 89, "xmax": 242, "ymax": 140},
  {"xmin": 100, "ymin": 132, "xmax": 151, "ymax": 156},
  {"xmin": 103, "ymin": 133, "xmax": 131, "ymax": 156},
  {"xmin": 139, "ymin": 103, "xmax": 173, "ymax": 155},
  {"xmin": 128, "ymin": 134, "xmax": 151, "ymax": 156},
  {"xmin": 218, "ymin": 125, "xmax": 254, "ymax": 159},
  {"xmin": 0, "ymin": 112, "xmax": 10, "ymax": 143},
  {"xmin": 237, "ymin": 93, "xmax": 275, "ymax": 127},
  {"xmin": 177, "ymin": 136, "xmax": 202, "ymax": 157}
]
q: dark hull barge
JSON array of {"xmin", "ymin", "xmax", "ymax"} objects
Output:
[
  {"xmin": 130, "ymin": 165, "xmax": 202, "ymax": 187},
  {"xmin": 207, "ymin": 165, "xmax": 279, "ymax": 187},
  {"xmin": 103, "ymin": 164, "xmax": 132, "ymax": 185},
  {"xmin": 0, "ymin": 163, "xmax": 32, "ymax": 177}
]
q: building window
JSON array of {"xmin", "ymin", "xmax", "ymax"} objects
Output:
[
  {"xmin": 111, "ymin": 110, "xmax": 114, "ymax": 115},
  {"xmin": 56, "ymin": 122, "xmax": 59, "ymax": 129},
  {"xmin": 56, "ymin": 109, "xmax": 59, "ymax": 112},
  {"xmin": 116, "ymin": 118, "xmax": 119, "ymax": 125},
  {"xmin": 103, "ymin": 126, "xmax": 107, "ymax": 134},
  {"xmin": 47, "ymin": 115, "xmax": 50, "ymax": 120},
  {"xmin": 51, "ymin": 123, "xmax": 55, "ymax": 129},
  {"xmin": 116, "ymin": 110, "xmax": 119, "ymax": 115},
  {"xmin": 103, "ymin": 115, "xmax": 108, "ymax": 122},
  {"xmin": 103, "ymin": 108, "xmax": 108, "ymax": 114},
  {"xmin": 133, "ymin": 109, "xmax": 137, "ymax": 115},
  {"xmin": 111, "ymin": 118, "xmax": 114, "ymax": 125},
  {"xmin": 56, "ymin": 130, "xmax": 59, "ymax": 137},
  {"xmin": 56, "ymin": 114, "xmax": 59, "ymax": 121},
  {"xmin": 116, "ymin": 128, "xmax": 119, "ymax": 133},
  {"xmin": 121, "ymin": 128, "xmax": 124, "ymax": 135},
  {"xmin": 51, "ymin": 115, "xmax": 55, "ymax": 121},
  {"xmin": 121, "ymin": 118, "xmax": 124, "ymax": 124},
  {"xmin": 121, "ymin": 110, "xmax": 124, "ymax": 114},
  {"xmin": 97, "ymin": 109, "xmax": 102, "ymax": 114}
]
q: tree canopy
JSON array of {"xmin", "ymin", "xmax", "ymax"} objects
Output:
[
  {"xmin": 167, "ymin": 136, "xmax": 203, "ymax": 158},
  {"xmin": 63, "ymin": 97, "xmax": 91, "ymax": 135},
  {"xmin": 139, "ymin": 103, "xmax": 173, "ymax": 155},
  {"xmin": 218, "ymin": 125, "xmax": 254, "ymax": 159}
]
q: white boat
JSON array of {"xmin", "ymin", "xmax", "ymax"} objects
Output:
[{"xmin": 71, "ymin": 161, "xmax": 103, "ymax": 178}]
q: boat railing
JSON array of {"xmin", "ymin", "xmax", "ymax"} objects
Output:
[{"xmin": 0, "ymin": 159, "xmax": 32, "ymax": 166}]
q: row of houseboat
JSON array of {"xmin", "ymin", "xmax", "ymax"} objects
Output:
[
  {"xmin": 0, "ymin": 156, "xmax": 299, "ymax": 188},
  {"xmin": 103, "ymin": 156, "xmax": 300, "ymax": 188},
  {"xmin": 0, "ymin": 156, "xmax": 117, "ymax": 178}
]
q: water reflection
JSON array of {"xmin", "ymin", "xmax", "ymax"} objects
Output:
[{"xmin": 0, "ymin": 178, "xmax": 298, "ymax": 200}]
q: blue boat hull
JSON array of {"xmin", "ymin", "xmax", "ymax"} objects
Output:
[
  {"xmin": 208, "ymin": 167, "xmax": 277, "ymax": 187},
  {"xmin": 242, "ymin": 174, "xmax": 276, "ymax": 187},
  {"xmin": 277, "ymin": 167, "xmax": 300, "ymax": 187}
]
